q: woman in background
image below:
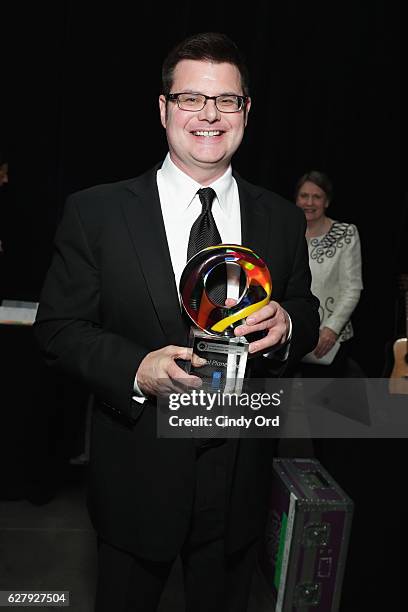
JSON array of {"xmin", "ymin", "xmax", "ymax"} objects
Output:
[{"xmin": 295, "ymin": 170, "xmax": 363, "ymax": 376}]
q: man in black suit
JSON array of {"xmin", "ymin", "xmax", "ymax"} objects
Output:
[{"xmin": 35, "ymin": 32, "xmax": 319, "ymax": 612}]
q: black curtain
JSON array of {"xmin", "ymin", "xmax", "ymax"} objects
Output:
[
  {"xmin": 2, "ymin": 2, "xmax": 408, "ymax": 609},
  {"xmin": 4, "ymin": 1, "xmax": 405, "ymax": 373}
]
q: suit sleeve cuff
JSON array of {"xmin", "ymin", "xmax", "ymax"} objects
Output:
[{"xmin": 133, "ymin": 372, "xmax": 147, "ymax": 404}]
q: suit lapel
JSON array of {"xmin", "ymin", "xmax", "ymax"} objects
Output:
[
  {"xmin": 235, "ymin": 173, "xmax": 271, "ymax": 260},
  {"xmin": 121, "ymin": 167, "xmax": 188, "ymax": 344}
]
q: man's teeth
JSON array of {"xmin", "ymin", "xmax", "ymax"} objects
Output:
[{"xmin": 192, "ymin": 130, "xmax": 222, "ymax": 136}]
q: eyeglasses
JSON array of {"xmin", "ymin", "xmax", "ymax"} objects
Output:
[{"xmin": 166, "ymin": 93, "xmax": 248, "ymax": 113}]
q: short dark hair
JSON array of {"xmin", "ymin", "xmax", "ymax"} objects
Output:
[
  {"xmin": 295, "ymin": 170, "xmax": 333, "ymax": 202},
  {"xmin": 162, "ymin": 32, "xmax": 250, "ymax": 96}
]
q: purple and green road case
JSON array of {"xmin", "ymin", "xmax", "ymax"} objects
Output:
[{"xmin": 261, "ymin": 458, "xmax": 353, "ymax": 611}]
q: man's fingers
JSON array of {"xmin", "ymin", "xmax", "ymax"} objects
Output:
[
  {"xmin": 235, "ymin": 315, "xmax": 280, "ymax": 337},
  {"xmin": 138, "ymin": 346, "xmax": 204, "ymax": 397},
  {"xmin": 191, "ymin": 353, "xmax": 207, "ymax": 367},
  {"xmin": 233, "ymin": 302, "xmax": 282, "ymax": 337},
  {"xmin": 246, "ymin": 302, "xmax": 278, "ymax": 325},
  {"xmin": 248, "ymin": 328, "xmax": 284, "ymax": 354},
  {"xmin": 167, "ymin": 346, "xmax": 206, "ymax": 365},
  {"xmin": 165, "ymin": 346, "xmax": 206, "ymax": 368},
  {"xmin": 167, "ymin": 361, "xmax": 203, "ymax": 387},
  {"xmin": 234, "ymin": 302, "xmax": 288, "ymax": 354},
  {"xmin": 166, "ymin": 345, "xmax": 193, "ymax": 361}
]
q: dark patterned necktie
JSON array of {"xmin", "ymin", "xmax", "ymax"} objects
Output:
[
  {"xmin": 187, "ymin": 187, "xmax": 226, "ymax": 306},
  {"xmin": 187, "ymin": 188, "xmax": 226, "ymax": 452},
  {"xmin": 187, "ymin": 187, "xmax": 221, "ymax": 261}
]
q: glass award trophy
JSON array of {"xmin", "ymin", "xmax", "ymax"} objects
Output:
[{"xmin": 179, "ymin": 245, "xmax": 272, "ymax": 394}]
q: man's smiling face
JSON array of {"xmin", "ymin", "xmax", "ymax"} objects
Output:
[{"xmin": 159, "ymin": 59, "xmax": 250, "ymax": 183}]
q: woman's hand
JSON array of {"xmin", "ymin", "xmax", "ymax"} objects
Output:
[{"xmin": 314, "ymin": 326, "xmax": 338, "ymax": 358}]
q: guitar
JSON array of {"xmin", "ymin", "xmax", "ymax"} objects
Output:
[{"xmin": 389, "ymin": 274, "xmax": 408, "ymax": 394}]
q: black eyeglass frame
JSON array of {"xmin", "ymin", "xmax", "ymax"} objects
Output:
[{"xmin": 165, "ymin": 92, "xmax": 249, "ymax": 113}]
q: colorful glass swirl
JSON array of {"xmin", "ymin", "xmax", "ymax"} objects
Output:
[{"xmin": 180, "ymin": 245, "xmax": 272, "ymax": 336}]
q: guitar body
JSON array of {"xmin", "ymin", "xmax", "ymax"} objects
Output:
[
  {"xmin": 389, "ymin": 338, "xmax": 408, "ymax": 394},
  {"xmin": 389, "ymin": 275, "xmax": 408, "ymax": 395}
]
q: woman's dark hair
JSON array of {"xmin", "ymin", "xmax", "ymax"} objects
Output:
[
  {"xmin": 162, "ymin": 32, "xmax": 250, "ymax": 96},
  {"xmin": 295, "ymin": 170, "xmax": 333, "ymax": 202}
]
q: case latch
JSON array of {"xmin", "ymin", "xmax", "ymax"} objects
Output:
[
  {"xmin": 303, "ymin": 522, "xmax": 331, "ymax": 547},
  {"xmin": 294, "ymin": 582, "xmax": 321, "ymax": 606}
]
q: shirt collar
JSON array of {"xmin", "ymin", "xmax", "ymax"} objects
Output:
[{"xmin": 160, "ymin": 153, "xmax": 234, "ymax": 214}]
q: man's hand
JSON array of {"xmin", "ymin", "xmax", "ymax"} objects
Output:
[
  {"xmin": 137, "ymin": 345, "xmax": 205, "ymax": 397},
  {"xmin": 313, "ymin": 327, "xmax": 338, "ymax": 358},
  {"xmin": 232, "ymin": 300, "xmax": 290, "ymax": 354}
]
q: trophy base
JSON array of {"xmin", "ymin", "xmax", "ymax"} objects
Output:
[{"xmin": 188, "ymin": 328, "xmax": 248, "ymax": 395}]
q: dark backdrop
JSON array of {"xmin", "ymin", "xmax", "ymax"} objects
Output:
[
  {"xmin": 2, "ymin": 3, "xmax": 407, "ymax": 609},
  {"xmin": 3, "ymin": 0, "xmax": 406, "ymax": 375}
]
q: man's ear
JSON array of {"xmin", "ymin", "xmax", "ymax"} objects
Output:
[{"xmin": 159, "ymin": 95, "xmax": 167, "ymax": 128}]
